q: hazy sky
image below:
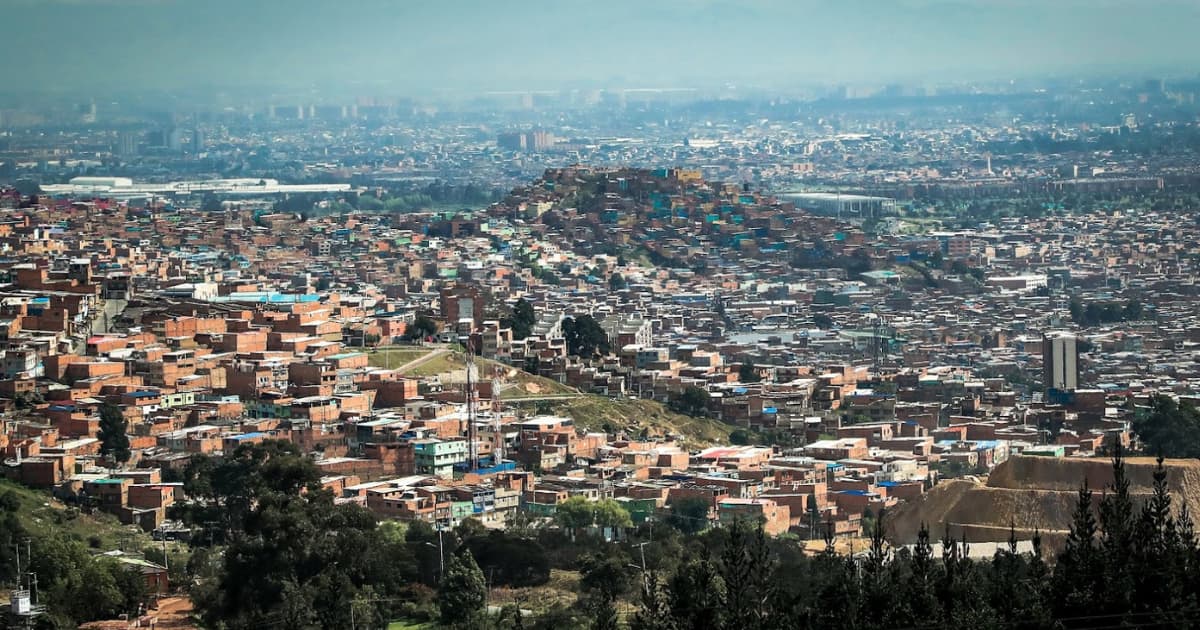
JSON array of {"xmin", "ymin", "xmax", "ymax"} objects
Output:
[{"xmin": 4, "ymin": 0, "xmax": 1198, "ymax": 93}]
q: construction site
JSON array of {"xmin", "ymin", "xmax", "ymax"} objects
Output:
[{"xmin": 889, "ymin": 454, "xmax": 1200, "ymax": 549}]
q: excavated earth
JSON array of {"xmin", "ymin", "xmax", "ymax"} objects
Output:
[{"xmin": 888, "ymin": 455, "xmax": 1200, "ymax": 550}]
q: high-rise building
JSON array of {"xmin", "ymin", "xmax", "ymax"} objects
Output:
[
  {"xmin": 1043, "ymin": 332, "xmax": 1079, "ymax": 394},
  {"xmin": 116, "ymin": 131, "xmax": 139, "ymax": 158},
  {"xmin": 79, "ymin": 102, "xmax": 97, "ymax": 124},
  {"xmin": 192, "ymin": 128, "xmax": 206, "ymax": 152},
  {"xmin": 527, "ymin": 130, "xmax": 556, "ymax": 151},
  {"xmin": 166, "ymin": 127, "xmax": 184, "ymax": 152},
  {"xmin": 497, "ymin": 130, "xmax": 557, "ymax": 153}
]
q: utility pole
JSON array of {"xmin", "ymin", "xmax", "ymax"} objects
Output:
[
  {"xmin": 162, "ymin": 533, "xmax": 169, "ymax": 590},
  {"xmin": 425, "ymin": 527, "xmax": 445, "ymax": 581}
]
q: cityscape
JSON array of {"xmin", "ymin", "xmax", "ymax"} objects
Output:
[{"xmin": 4, "ymin": 1, "xmax": 1200, "ymax": 629}]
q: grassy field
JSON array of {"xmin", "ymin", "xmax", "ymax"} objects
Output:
[
  {"xmin": 367, "ymin": 346, "xmax": 436, "ymax": 369},
  {"xmin": 0, "ymin": 478, "xmax": 153, "ymax": 551},
  {"xmin": 537, "ymin": 396, "xmax": 733, "ymax": 447},
  {"xmin": 404, "ymin": 352, "xmax": 462, "ymax": 377},
  {"xmin": 397, "ymin": 352, "xmax": 577, "ymax": 399}
]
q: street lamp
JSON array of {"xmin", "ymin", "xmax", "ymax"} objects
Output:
[
  {"xmin": 423, "ymin": 527, "xmax": 445, "ymax": 579},
  {"xmin": 630, "ymin": 541, "xmax": 651, "ymax": 591}
]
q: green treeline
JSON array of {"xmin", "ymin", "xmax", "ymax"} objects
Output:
[
  {"xmin": 170, "ymin": 440, "xmax": 1200, "ymax": 630},
  {"xmin": 8, "ymin": 436, "xmax": 1200, "ymax": 629}
]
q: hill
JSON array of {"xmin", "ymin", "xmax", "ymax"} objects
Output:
[
  {"xmin": 367, "ymin": 347, "xmax": 732, "ymax": 446},
  {"xmin": 0, "ymin": 477, "xmax": 151, "ymax": 550},
  {"xmin": 524, "ymin": 395, "xmax": 734, "ymax": 447}
]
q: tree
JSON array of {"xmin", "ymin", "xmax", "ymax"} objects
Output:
[
  {"xmin": 508, "ymin": 297, "xmax": 537, "ymax": 340},
  {"xmin": 631, "ymin": 571, "xmax": 677, "ymax": 630},
  {"xmin": 556, "ymin": 496, "xmax": 596, "ymax": 538},
  {"xmin": 860, "ymin": 510, "xmax": 904, "ymax": 629},
  {"xmin": 97, "ymin": 403, "xmax": 131, "ymax": 467},
  {"xmin": 1097, "ymin": 446, "xmax": 1136, "ymax": 622},
  {"xmin": 720, "ymin": 519, "xmax": 775, "ymax": 629},
  {"xmin": 812, "ymin": 313, "xmax": 834, "ymax": 329},
  {"xmin": 900, "ymin": 523, "xmax": 942, "ymax": 626},
  {"xmin": 1132, "ymin": 395, "xmax": 1200, "ymax": 458},
  {"xmin": 0, "ymin": 490, "xmax": 24, "ymax": 585},
  {"xmin": 593, "ymin": 499, "xmax": 633, "ymax": 530},
  {"xmin": 406, "ymin": 314, "xmax": 439, "ymax": 342},
  {"xmin": 738, "ymin": 363, "xmax": 761, "ymax": 383},
  {"xmin": 1131, "ymin": 456, "xmax": 1186, "ymax": 626},
  {"xmin": 670, "ymin": 386, "xmax": 710, "ymax": 417},
  {"xmin": 13, "ymin": 528, "xmax": 150, "ymax": 627},
  {"xmin": 1123, "ymin": 299, "xmax": 1144, "ymax": 321},
  {"xmin": 182, "ymin": 440, "xmax": 322, "ymax": 537},
  {"xmin": 666, "ymin": 497, "xmax": 710, "ymax": 535},
  {"xmin": 1052, "ymin": 480, "xmax": 1100, "ymax": 624},
  {"xmin": 581, "ymin": 553, "xmax": 636, "ymax": 604},
  {"xmin": 668, "ymin": 554, "xmax": 725, "ymax": 630},
  {"xmin": 609, "ymin": 272, "xmax": 627, "ymax": 291},
  {"xmin": 563, "ymin": 314, "xmax": 610, "ymax": 358},
  {"xmin": 464, "ymin": 530, "xmax": 551, "ymax": 588},
  {"xmin": 195, "ymin": 483, "xmax": 416, "ymax": 629},
  {"xmin": 439, "ymin": 550, "xmax": 487, "ymax": 628}
]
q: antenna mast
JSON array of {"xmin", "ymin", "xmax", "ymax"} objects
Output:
[
  {"xmin": 492, "ymin": 364, "xmax": 504, "ymax": 464},
  {"xmin": 465, "ymin": 346, "xmax": 478, "ymax": 472}
]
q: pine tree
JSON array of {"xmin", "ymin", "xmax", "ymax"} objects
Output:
[
  {"xmin": 810, "ymin": 549, "xmax": 860, "ymax": 630},
  {"xmin": 1132, "ymin": 456, "xmax": 1185, "ymax": 626},
  {"xmin": 630, "ymin": 571, "xmax": 677, "ymax": 630},
  {"xmin": 988, "ymin": 524, "xmax": 1023, "ymax": 624},
  {"xmin": 900, "ymin": 522, "xmax": 942, "ymax": 627},
  {"xmin": 669, "ymin": 553, "xmax": 725, "ymax": 630},
  {"xmin": 861, "ymin": 510, "xmax": 902, "ymax": 630},
  {"xmin": 439, "ymin": 550, "xmax": 487, "ymax": 628},
  {"xmin": 747, "ymin": 522, "xmax": 776, "ymax": 626},
  {"xmin": 720, "ymin": 519, "xmax": 754, "ymax": 630},
  {"xmin": 1052, "ymin": 481, "xmax": 1100, "ymax": 626},
  {"xmin": 1097, "ymin": 445, "xmax": 1136, "ymax": 622},
  {"xmin": 97, "ymin": 402, "xmax": 131, "ymax": 467},
  {"xmin": 937, "ymin": 526, "xmax": 997, "ymax": 627},
  {"xmin": 1024, "ymin": 530, "xmax": 1054, "ymax": 629},
  {"xmin": 1178, "ymin": 503, "xmax": 1200, "ymax": 621}
]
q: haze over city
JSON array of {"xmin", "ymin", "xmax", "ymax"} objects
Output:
[{"xmin": 3, "ymin": 0, "xmax": 1200, "ymax": 93}]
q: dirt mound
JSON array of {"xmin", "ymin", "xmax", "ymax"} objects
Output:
[
  {"xmin": 888, "ymin": 479, "xmax": 974, "ymax": 542},
  {"xmin": 888, "ymin": 455, "xmax": 1200, "ymax": 547},
  {"xmin": 989, "ymin": 455, "xmax": 1200, "ymax": 497}
]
